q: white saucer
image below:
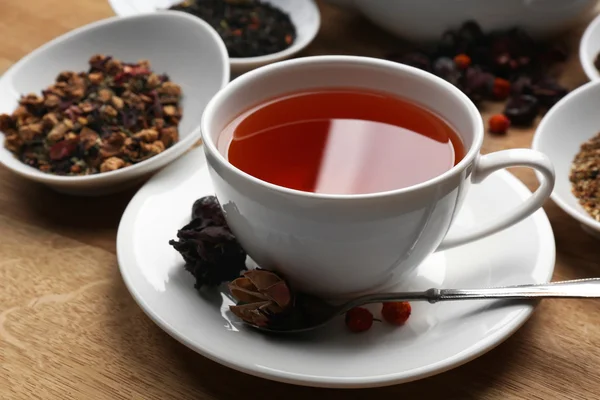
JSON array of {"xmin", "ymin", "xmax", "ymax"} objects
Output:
[{"xmin": 117, "ymin": 146, "xmax": 555, "ymax": 388}]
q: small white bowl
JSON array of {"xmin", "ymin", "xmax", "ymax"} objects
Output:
[
  {"xmin": 107, "ymin": 0, "xmax": 321, "ymax": 75},
  {"xmin": 0, "ymin": 11, "xmax": 229, "ymax": 196},
  {"xmin": 532, "ymin": 80, "xmax": 600, "ymax": 237},
  {"xmin": 580, "ymin": 12, "xmax": 600, "ymax": 81}
]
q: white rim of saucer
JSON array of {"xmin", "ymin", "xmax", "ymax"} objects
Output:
[{"xmin": 200, "ymin": 55, "xmax": 485, "ymax": 201}]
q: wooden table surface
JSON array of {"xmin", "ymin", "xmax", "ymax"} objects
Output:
[{"xmin": 2, "ymin": 1, "xmax": 600, "ymax": 399}]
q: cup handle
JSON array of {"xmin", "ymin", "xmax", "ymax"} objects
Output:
[{"xmin": 437, "ymin": 149, "xmax": 555, "ymax": 251}]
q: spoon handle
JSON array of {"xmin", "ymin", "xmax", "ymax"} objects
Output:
[
  {"xmin": 435, "ymin": 278, "xmax": 600, "ymax": 303},
  {"xmin": 349, "ymin": 278, "xmax": 600, "ymax": 308}
]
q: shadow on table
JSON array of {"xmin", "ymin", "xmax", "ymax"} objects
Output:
[
  {"xmin": 0, "ymin": 170, "xmax": 145, "ymax": 251},
  {"xmin": 545, "ymin": 200, "xmax": 600, "ymax": 279}
]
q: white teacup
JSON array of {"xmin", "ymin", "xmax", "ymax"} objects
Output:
[{"xmin": 201, "ymin": 56, "xmax": 555, "ymax": 298}]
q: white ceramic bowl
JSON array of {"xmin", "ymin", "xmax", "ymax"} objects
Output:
[
  {"xmin": 532, "ymin": 80, "xmax": 600, "ymax": 237},
  {"xmin": 580, "ymin": 12, "xmax": 600, "ymax": 81},
  {"xmin": 0, "ymin": 11, "xmax": 229, "ymax": 196},
  {"xmin": 324, "ymin": 0, "xmax": 597, "ymax": 42},
  {"xmin": 107, "ymin": 0, "xmax": 321, "ymax": 75}
]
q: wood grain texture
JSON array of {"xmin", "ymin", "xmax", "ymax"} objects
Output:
[{"xmin": 2, "ymin": 1, "xmax": 600, "ymax": 399}]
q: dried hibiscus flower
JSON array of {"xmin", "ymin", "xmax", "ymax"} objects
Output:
[
  {"xmin": 228, "ymin": 269, "xmax": 293, "ymax": 327},
  {"xmin": 169, "ymin": 195, "xmax": 247, "ymax": 289}
]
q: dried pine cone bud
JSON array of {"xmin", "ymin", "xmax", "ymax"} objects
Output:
[{"xmin": 229, "ymin": 269, "xmax": 292, "ymax": 327}]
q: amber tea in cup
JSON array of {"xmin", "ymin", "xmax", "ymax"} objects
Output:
[{"xmin": 217, "ymin": 88, "xmax": 465, "ymax": 195}]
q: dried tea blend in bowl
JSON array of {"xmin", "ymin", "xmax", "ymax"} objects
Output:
[
  {"xmin": 0, "ymin": 54, "xmax": 183, "ymax": 176},
  {"xmin": 570, "ymin": 132, "xmax": 600, "ymax": 222},
  {"xmin": 388, "ymin": 21, "xmax": 570, "ymax": 131},
  {"xmin": 169, "ymin": 0, "xmax": 296, "ymax": 58}
]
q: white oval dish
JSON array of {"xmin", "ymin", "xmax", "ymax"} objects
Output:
[
  {"xmin": 117, "ymin": 145, "xmax": 555, "ymax": 388},
  {"xmin": 580, "ymin": 12, "xmax": 600, "ymax": 81},
  {"xmin": 0, "ymin": 11, "xmax": 229, "ymax": 196},
  {"xmin": 533, "ymin": 80, "xmax": 600, "ymax": 237},
  {"xmin": 107, "ymin": 0, "xmax": 321, "ymax": 75}
]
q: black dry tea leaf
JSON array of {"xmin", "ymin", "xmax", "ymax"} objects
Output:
[
  {"xmin": 169, "ymin": 195, "xmax": 247, "ymax": 289},
  {"xmin": 170, "ymin": 0, "xmax": 296, "ymax": 58}
]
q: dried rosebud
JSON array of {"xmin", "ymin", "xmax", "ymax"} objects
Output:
[{"xmin": 229, "ymin": 269, "xmax": 292, "ymax": 327}]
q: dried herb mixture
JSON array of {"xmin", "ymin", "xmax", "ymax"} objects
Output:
[
  {"xmin": 0, "ymin": 54, "xmax": 182, "ymax": 175},
  {"xmin": 388, "ymin": 21, "xmax": 569, "ymax": 131},
  {"xmin": 170, "ymin": 0, "xmax": 296, "ymax": 58},
  {"xmin": 570, "ymin": 133, "xmax": 600, "ymax": 221}
]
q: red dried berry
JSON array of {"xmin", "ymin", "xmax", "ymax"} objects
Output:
[
  {"xmin": 489, "ymin": 114, "xmax": 511, "ymax": 134},
  {"xmin": 453, "ymin": 53, "xmax": 471, "ymax": 70},
  {"xmin": 381, "ymin": 302, "xmax": 412, "ymax": 326},
  {"xmin": 492, "ymin": 78, "xmax": 511, "ymax": 100},
  {"xmin": 345, "ymin": 307, "xmax": 374, "ymax": 333}
]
